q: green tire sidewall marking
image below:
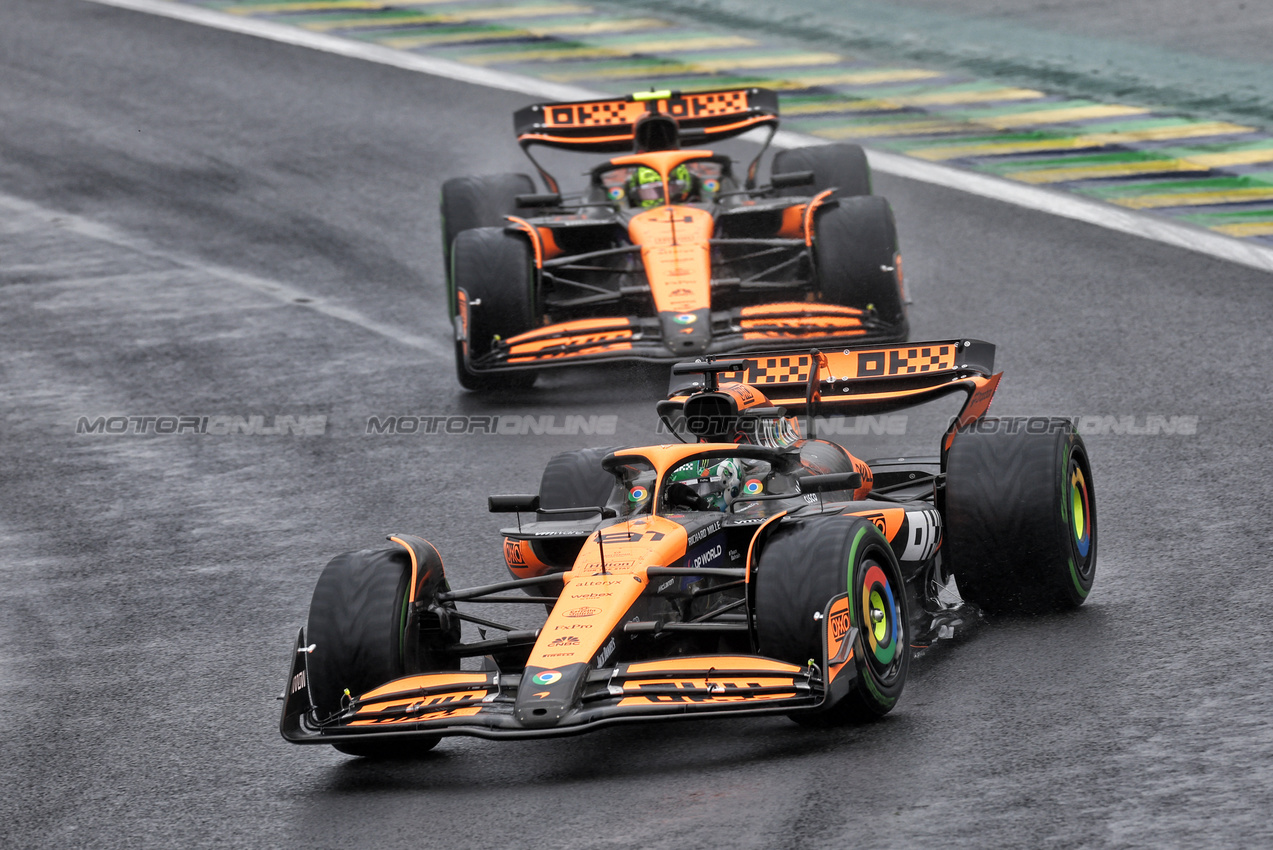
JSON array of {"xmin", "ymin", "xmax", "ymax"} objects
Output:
[
  {"xmin": 1060, "ymin": 441, "xmax": 1072, "ymax": 524},
  {"xmin": 843, "ymin": 524, "xmax": 869, "ymax": 596},
  {"xmin": 1067, "ymin": 437, "xmax": 1093, "ymax": 596},
  {"xmin": 448, "ymin": 245, "xmax": 458, "ymax": 318},
  {"xmin": 846, "ymin": 524, "xmax": 897, "ymax": 705},
  {"xmin": 398, "ymin": 580, "xmax": 410, "ymax": 669},
  {"xmin": 1068, "ymin": 555, "xmax": 1089, "ymax": 597},
  {"xmin": 1061, "ymin": 438, "xmax": 1090, "ymax": 596}
]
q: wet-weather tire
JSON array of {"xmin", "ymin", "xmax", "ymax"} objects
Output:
[
  {"xmin": 306, "ymin": 548, "xmax": 444, "ymax": 757},
  {"xmin": 773, "ymin": 143, "xmax": 871, "ymax": 198},
  {"xmin": 813, "ymin": 197, "xmax": 907, "ymax": 336},
  {"xmin": 441, "ymin": 172, "xmax": 535, "ymax": 290},
  {"xmin": 538, "ymin": 447, "xmax": 617, "ymax": 521},
  {"xmin": 306, "ymin": 549, "xmax": 413, "ymax": 718},
  {"xmin": 945, "ymin": 417, "xmax": 1097, "ymax": 615},
  {"xmin": 754, "ymin": 513, "xmax": 910, "ymax": 725},
  {"xmin": 452, "ymin": 226, "xmax": 538, "ymax": 391}
]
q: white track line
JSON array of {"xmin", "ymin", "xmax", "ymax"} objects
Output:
[
  {"xmin": 85, "ymin": 0, "xmax": 1273, "ymax": 274},
  {"xmin": 0, "ymin": 192, "xmax": 448, "ymax": 354}
]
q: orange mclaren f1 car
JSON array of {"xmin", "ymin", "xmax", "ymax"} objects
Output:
[
  {"xmin": 280, "ymin": 339, "xmax": 1096, "ymax": 756},
  {"xmin": 442, "ymin": 87, "xmax": 909, "ymax": 389}
]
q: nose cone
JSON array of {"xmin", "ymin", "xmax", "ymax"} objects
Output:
[{"xmin": 660, "ymin": 309, "xmax": 711, "ymax": 355}]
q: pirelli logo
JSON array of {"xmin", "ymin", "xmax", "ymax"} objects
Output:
[{"xmin": 852, "ymin": 345, "xmax": 955, "ymax": 376}]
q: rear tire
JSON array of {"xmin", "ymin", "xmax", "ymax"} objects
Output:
[
  {"xmin": 441, "ymin": 173, "xmax": 535, "ymax": 295},
  {"xmin": 773, "ymin": 143, "xmax": 871, "ymax": 198},
  {"xmin": 538, "ymin": 447, "xmax": 618, "ymax": 521},
  {"xmin": 813, "ymin": 197, "xmax": 907, "ymax": 336},
  {"xmin": 945, "ymin": 418, "xmax": 1097, "ymax": 615},
  {"xmin": 452, "ymin": 227, "xmax": 538, "ymax": 391},
  {"xmin": 754, "ymin": 514, "xmax": 910, "ymax": 725}
]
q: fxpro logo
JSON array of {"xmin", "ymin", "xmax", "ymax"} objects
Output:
[{"xmin": 76, "ymin": 415, "xmax": 327, "ymax": 436}]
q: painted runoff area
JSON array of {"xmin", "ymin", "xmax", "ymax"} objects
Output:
[{"xmin": 82, "ymin": 0, "xmax": 1273, "ymax": 274}]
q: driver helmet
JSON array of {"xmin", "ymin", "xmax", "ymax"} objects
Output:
[
  {"xmin": 715, "ymin": 384, "xmax": 801, "ymax": 448},
  {"xmin": 744, "ymin": 412, "xmax": 801, "ymax": 449},
  {"xmin": 667, "ymin": 458, "xmax": 743, "ymax": 511},
  {"xmin": 667, "ymin": 163, "xmax": 693, "ymax": 203},
  {"xmin": 628, "ymin": 164, "xmax": 693, "ymax": 208}
]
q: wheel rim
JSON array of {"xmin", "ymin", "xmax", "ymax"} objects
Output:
[
  {"xmin": 1067, "ymin": 453, "xmax": 1095, "ymax": 579},
  {"xmin": 860, "ymin": 559, "xmax": 902, "ymax": 678}
]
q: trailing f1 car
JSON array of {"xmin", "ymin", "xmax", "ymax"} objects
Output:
[
  {"xmin": 280, "ymin": 339, "xmax": 1096, "ymax": 756},
  {"xmin": 442, "ymin": 86, "xmax": 909, "ymax": 389}
]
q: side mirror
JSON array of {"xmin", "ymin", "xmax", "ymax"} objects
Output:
[
  {"xmin": 515, "ymin": 193, "xmax": 562, "ymax": 209},
  {"xmin": 488, "ymin": 494, "xmax": 541, "ymax": 513},
  {"xmin": 800, "ymin": 472, "xmax": 862, "ymax": 494},
  {"xmin": 770, "ymin": 170, "xmax": 814, "ymax": 189}
]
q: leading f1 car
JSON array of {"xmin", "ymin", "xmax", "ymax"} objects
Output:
[
  {"xmin": 280, "ymin": 339, "xmax": 1097, "ymax": 756},
  {"xmin": 443, "ymin": 87, "xmax": 909, "ymax": 389}
]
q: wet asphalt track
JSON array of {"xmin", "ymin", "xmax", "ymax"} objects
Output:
[{"xmin": 2, "ymin": 1, "xmax": 1273, "ymax": 848}]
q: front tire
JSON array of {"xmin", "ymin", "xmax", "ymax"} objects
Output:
[
  {"xmin": 754, "ymin": 514, "xmax": 910, "ymax": 725},
  {"xmin": 452, "ymin": 227, "xmax": 539, "ymax": 391},
  {"xmin": 441, "ymin": 172, "xmax": 536, "ymax": 292},
  {"xmin": 306, "ymin": 548, "xmax": 445, "ymax": 757},
  {"xmin": 813, "ymin": 197, "xmax": 907, "ymax": 336},
  {"xmin": 945, "ymin": 418, "xmax": 1097, "ymax": 615}
]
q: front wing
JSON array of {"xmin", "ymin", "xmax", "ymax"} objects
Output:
[
  {"xmin": 280, "ymin": 594, "xmax": 858, "ymax": 743},
  {"xmin": 457, "ymin": 301, "xmax": 906, "ymax": 377}
]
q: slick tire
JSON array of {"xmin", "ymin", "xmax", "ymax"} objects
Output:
[
  {"xmin": 945, "ymin": 417, "xmax": 1097, "ymax": 615},
  {"xmin": 306, "ymin": 548, "xmax": 442, "ymax": 756},
  {"xmin": 773, "ymin": 142, "xmax": 871, "ymax": 198},
  {"xmin": 754, "ymin": 514, "xmax": 910, "ymax": 725},
  {"xmin": 452, "ymin": 226, "xmax": 539, "ymax": 391},
  {"xmin": 813, "ymin": 197, "xmax": 908, "ymax": 336},
  {"xmin": 441, "ymin": 172, "xmax": 536, "ymax": 291}
]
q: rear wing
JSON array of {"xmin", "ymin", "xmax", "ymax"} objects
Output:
[
  {"xmin": 514, "ymin": 88, "xmax": 780, "ymax": 193},
  {"xmin": 514, "ymin": 87, "xmax": 780, "ymax": 154},
  {"xmin": 663, "ymin": 339, "xmax": 1003, "ymax": 451}
]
